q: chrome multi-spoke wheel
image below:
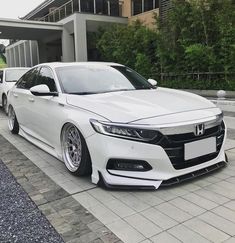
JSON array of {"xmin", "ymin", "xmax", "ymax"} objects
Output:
[
  {"xmin": 8, "ymin": 106, "xmax": 15, "ymax": 130},
  {"xmin": 62, "ymin": 124, "xmax": 83, "ymax": 172},
  {"xmin": 8, "ymin": 106, "xmax": 19, "ymax": 134}
]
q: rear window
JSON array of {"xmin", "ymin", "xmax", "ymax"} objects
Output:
[{"xmin": 5, "ymin": 69, "xmax": 29, "ymax": 82}]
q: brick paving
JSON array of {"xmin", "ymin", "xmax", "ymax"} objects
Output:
[
  {"xmin": 0, "ymin": 102, "xmax": 235, "ymax": 243},
  {"xmin": 0, "ymin": 134, "xmax": 121, "ymax": 243},
  {"xmin": 0, "ymin": 159, "xmax": 64, "ymax": 243}
]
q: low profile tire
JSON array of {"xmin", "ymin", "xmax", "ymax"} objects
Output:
[
  {"xmin": 2, "ymin": 95, "xmax": 7, "ymax": 113},
  {"xmin": 61, "ymin": 123, "xmax": 92, "ymax": 176},
  {"xmin": 8, "ymin": 106, "xmax": 19, "ymax": 134}
]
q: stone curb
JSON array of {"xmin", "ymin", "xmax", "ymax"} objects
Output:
[
  {"xmin": 181, "ymin": 89, "xmax": 235, "ymax": 99},
  {"xmin": 211, "ymin": 100, "xmax": 235, "ymax": 106}
]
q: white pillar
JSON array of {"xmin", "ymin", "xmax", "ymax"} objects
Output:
[
  {"xmin": 74, "ymin": 15, "xmax": 88, "ymax": 62},
  {"xmin": 13, "ymin": 47, "xmax": 16, "ymax": 67},
  {"xmin": 18, "ymin": 45, "xmax": 21, "ymax": 67},
  {"xmin": 24, "ymin": 42, "xmax": 27, "ymax": 66},
  {"xmin": 62, "ymin": 28, "xmax": 75, "ymax": 62},
  {"xmin": 29, "ymin": 41, "xmax": 33, "ymax": 67},
  {"xmin": 19, "ymin": 43, "xmax": 25, "ymax": 67},
  {"xmin": 94, "ymin": 0, "xmax": 96, "ymax": 14},
  {"xmin": 36, "ymin": 42, "xmax": 40, "ymax": 64},
  {"xmin": 78, "ymin": 0, "xmax": 81, "ymax": 12}
]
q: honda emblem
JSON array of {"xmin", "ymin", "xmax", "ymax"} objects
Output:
[{"xmin": 195, "ymin": 124, "xmax": 205, "ymax": 136}]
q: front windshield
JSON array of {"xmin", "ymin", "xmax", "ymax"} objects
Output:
[
  {"xmin": 5, "ymin": 69, "xmax": 29, "ymax": 82},
  {"xmin": 56, "ymin": 65, "xmax": 154, "ymax": 94}
]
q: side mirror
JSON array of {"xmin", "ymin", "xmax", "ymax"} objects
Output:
[
  {"xmin": 30, "ymin": 84, "xmax": 58, "ymax": 97},
  {"xmin": 148, "ymin": 78, "xmax": 157, "ymax": 87}
]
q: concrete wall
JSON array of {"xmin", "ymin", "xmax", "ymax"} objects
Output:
[
  {"xmin": 122, "ymin": 0, "xmax": 132, "ymax": 18},
  {"xmin": 129, "ymin": 9, "xmax": 159, "ymax": 28}
]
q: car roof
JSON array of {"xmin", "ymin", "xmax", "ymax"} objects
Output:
[
  {"xmin": 34, "ymin": 62, "xmax": 124, "ymax": 69},
  {"xmin": 0, "ymin": 67, "xmax": 30, "ymax": 71}
]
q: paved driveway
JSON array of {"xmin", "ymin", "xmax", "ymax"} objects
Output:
[{"xmin": 0, "ymin": 101, "xmax": 235, "ymax": 243}]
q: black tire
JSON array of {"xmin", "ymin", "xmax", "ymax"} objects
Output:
[
  {"xmin": 76, "ymin": 134, "xmax": 92, "ymax": 176},
  {"xmin": 61, "ymin": 124, "xmax": 92, "ymax": 176},
  {"xmin": 8, "ymin": 106, "xmax": 19, "ymax": 134},
  {"xmin": 2, "ymin": 94, "xmax": 7, "ymax": 113}
]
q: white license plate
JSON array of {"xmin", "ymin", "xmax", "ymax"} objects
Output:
[{"xmin": 184, "ymin": 137, "xmax": 216, "ymax": 161}]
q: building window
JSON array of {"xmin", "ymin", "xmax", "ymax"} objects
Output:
[
  {"xmin": 132, "ymin": 0, "xmax": 142, "ymax": 15},
  {"xmin": 144, "ymin": 0, "xmax": 153, "ymax": 11},
  {"xmin": 110, "ymin": 0, "xmax": 119, "ymax": 16},
  {"xmin": 96, "ymin": 0, "xmax": 108, "ymax": 15},
  {"xmin": 155, "ymin": 0, "xmax": 159, "ymax": 8},
  {"xmin": 132, "ymin": 0, "xmax": 159, "ymax": 15},
  {"xmin": 81, "ymin": 0, "xmax": 94, "ymax": 13}
]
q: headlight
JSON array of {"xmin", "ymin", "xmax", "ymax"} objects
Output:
[
  {"xmin": 90, "ymin": 119, "xmax": 161, "ymax": 142},
  {"xmin": 216, "ymin": 112, "xmax": 223, "ymax": 122}
]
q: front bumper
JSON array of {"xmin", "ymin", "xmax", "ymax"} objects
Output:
[{"xmin": 86, "ymin": 121, "xmax": 227, "ymax": 189}]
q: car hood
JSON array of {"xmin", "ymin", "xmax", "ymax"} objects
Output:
[{"xmin": 66, "ymin": 88, "xmax": 217, "ymax": 123}]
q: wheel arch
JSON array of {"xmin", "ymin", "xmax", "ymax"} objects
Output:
[{"xmin": 60, "ymin": 121, "xmax": 88, "ymax": 143}]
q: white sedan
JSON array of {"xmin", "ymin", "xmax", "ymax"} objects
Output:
[
  {"xmin": 0, "ymin": 67, "xmax": 29, "ymax": 112},
  {"xmin": 7, "ymin": 62, "xmax": 227, "ymax": 189}
]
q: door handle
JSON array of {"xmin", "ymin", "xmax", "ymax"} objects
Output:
[
  {"xmin": 13, "ymin": 93, "xmax": 18, "ymax": 98},
  {"xmin": 28, "ymin": 97, "xmax": 35, "ymax": 102}
]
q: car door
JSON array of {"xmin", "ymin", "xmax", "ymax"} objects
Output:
[
  {"xmin": 11, "ymin": 68, "xmax": 39, "ymax": 131},
  {"xmin": 0, "ymin": 70, "xmax": 3, "ymax": 105},
  {"xmin": 28, "ymin": 66, "xmax": 63, "ymax": 147}
]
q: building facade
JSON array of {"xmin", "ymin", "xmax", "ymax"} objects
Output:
[{"xmin": 5, "ymin": 0, "xmax": 169, "ymax": 67}]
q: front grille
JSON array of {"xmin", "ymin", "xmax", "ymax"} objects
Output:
[{"xmin": 158, "ymin": 121, "xmax": 225, "ymax": 170}]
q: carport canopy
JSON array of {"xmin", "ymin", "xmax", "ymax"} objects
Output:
[{"xmin": 0, "ymin": 18, "xmax": 62, "ymax": 41}]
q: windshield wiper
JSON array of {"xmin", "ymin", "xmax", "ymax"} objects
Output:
[
  {"xmin": 68, "ymin": 92, "xmax": 98, "ymax": 95},
  {"xmin": 98, "ymin": 89, "xmax": 135, "ymax": 94},
  {"xmin": 68, "ymin": 89, "xmax": 135, "ymax": 95}
]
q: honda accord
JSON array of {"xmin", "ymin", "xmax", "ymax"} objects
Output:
[{"xmin": 7, "ymin": 62, "xmax": 227, "ymax": 189}]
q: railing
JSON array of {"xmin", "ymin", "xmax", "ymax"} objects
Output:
[
  {"xmin": 38, "ymin": 0, "xmax": 121, "ymax": 23},
  {"xmin": 152, "ymin": 72, "xmax": 235, "ymax": 90},
  {"xmin": 38, "ymin": 0, "xmax": 74, "ymax": 22},
  {"xmin": 153, "ymin": 72, "xmax": 235, "ymax": 82}
]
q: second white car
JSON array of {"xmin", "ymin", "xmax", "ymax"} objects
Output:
[{"xmin": 0, "ymin": 67, "xmax": 29, "ymax": 111}]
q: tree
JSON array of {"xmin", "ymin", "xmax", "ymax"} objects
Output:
[
  {"xmin": 96, "ymin": 21, "xmax": 159, "ymax": 77},
  {"xmin": 185, "ymin": 44, "xmax": 215, "ymax": 72},
  {"xmin": 94, "ymin": 0, "xmax": 235, "ymax": 89},
  {"xmin": 156, "ymin": 0, "xmax": 235, "ymax": 73}
]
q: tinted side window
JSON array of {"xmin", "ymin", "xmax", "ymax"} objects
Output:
[
  {"xmin": 16, "ymin": 68, "xmax": 39, "ymax": 89},
  {"xmin": 0, "ymin": 71, "xmax": 3, "ymax": 82},
  {"xmin": 37, "ymin": 67, "xmax": 57, "ymax": 92}
]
